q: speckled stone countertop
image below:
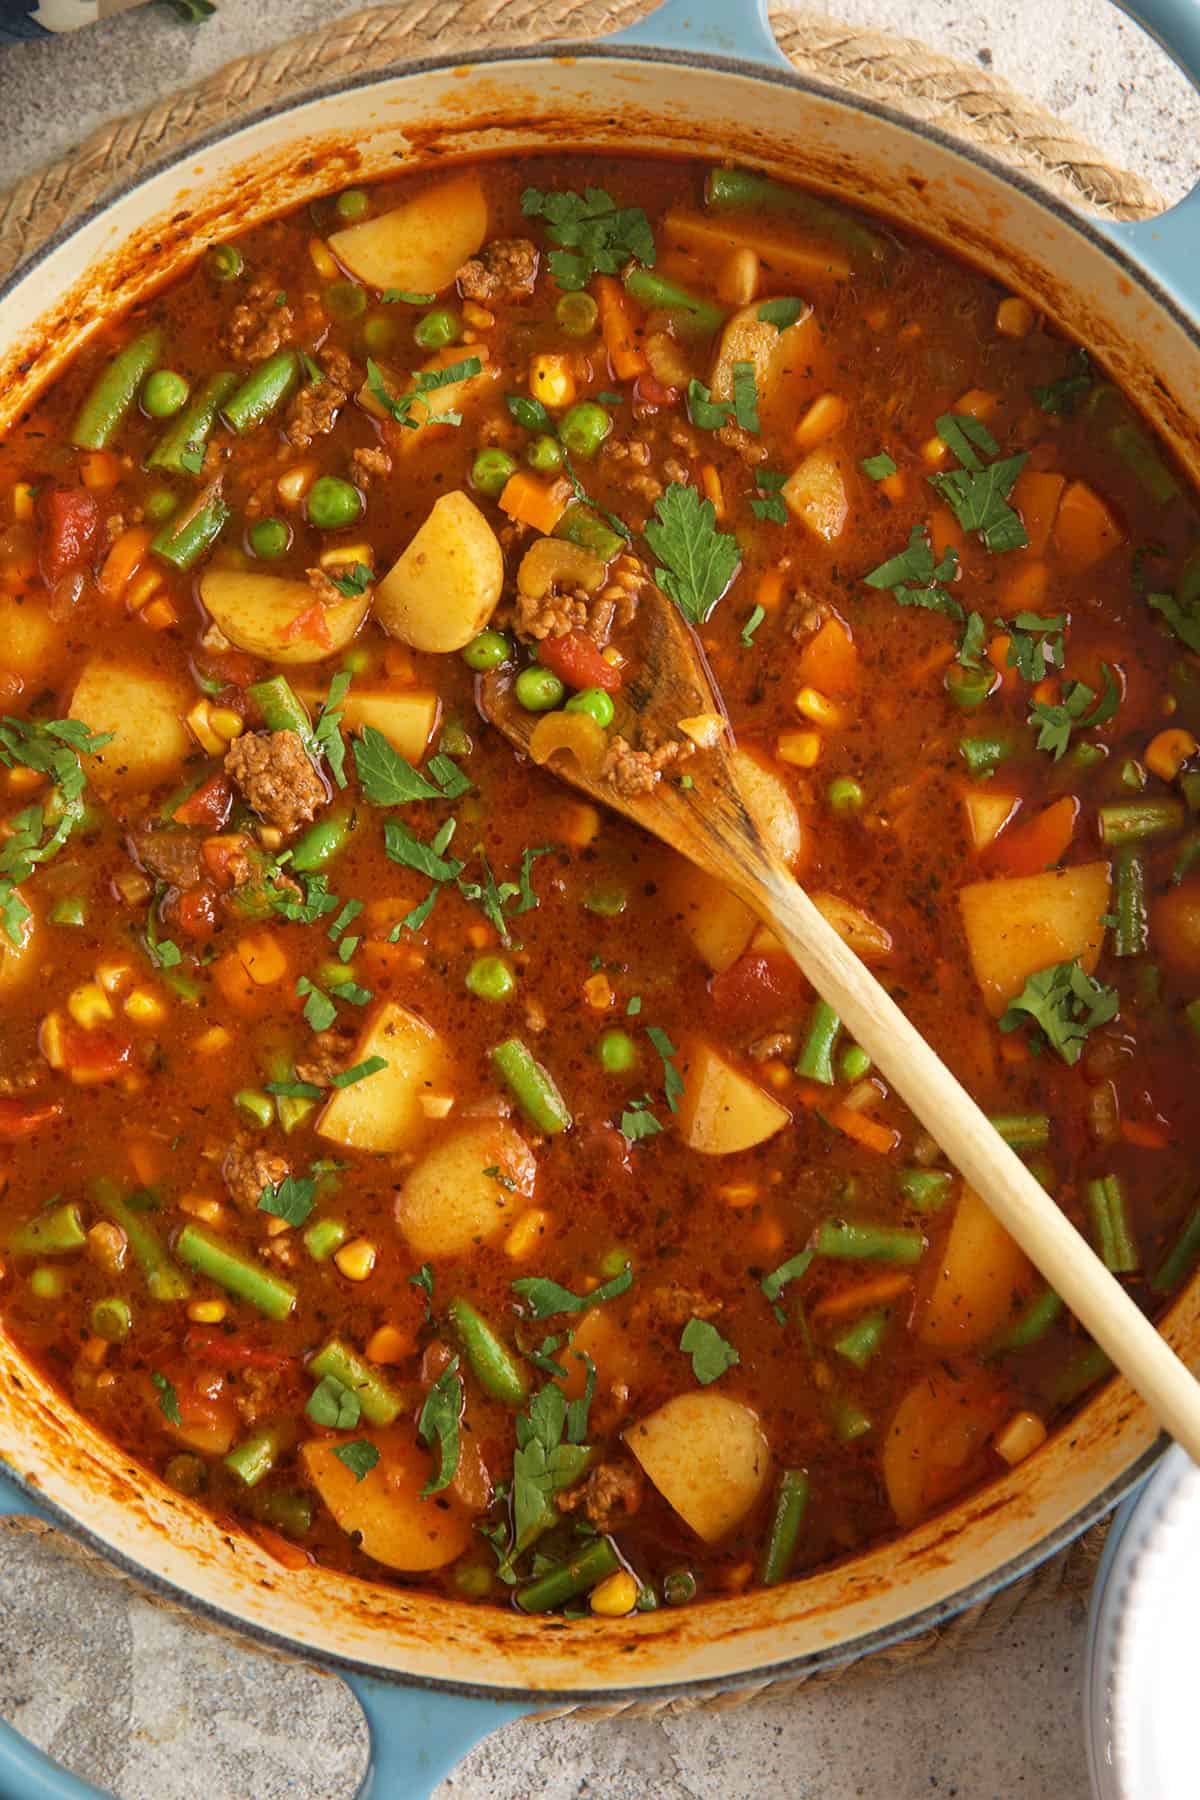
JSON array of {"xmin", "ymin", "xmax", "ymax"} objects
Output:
[{"xmin": 1, "ymin": 4, "xmax": 1197, "ymax": 1796}]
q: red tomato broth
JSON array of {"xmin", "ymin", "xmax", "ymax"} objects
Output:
[{"xmin": 0, "ymin": 153, "xmax": 1198, "ymax": 1614}]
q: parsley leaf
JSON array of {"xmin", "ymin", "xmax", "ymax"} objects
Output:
[
  {"xmin": 426, "ymin": 753, "xmax": 472, "ymax": 799},
  {"xmin": 934, "ymin": 412, "xmax": 1000, "ymax": 471},
  {"xmin": 864, "ymin": 524, "xmax": 961, "ymax": 618},
  {"xmin": 332, "ymin": 1439, "xmax": 380, "ymax": 1481},
  {"xmin": 258, "ymin": 1172, "xmax": 318, "ymax": 1226},
  {"xmin": 761, "ymin": 1249, "xmax": 814, "ymax": 1326},
  {"xmin": 295, "ymin": 977, "xmax": 337, "ymax": 1032},
  {"xmin": 151, "ymin": 1371, "xmax": 181, "ymax": 1426},
  {"xmin": 685, "ymin": 377, "xmax": 732, "ymax": 432},
  {"xmin": 862, "ymin": 451, "xmax": 897, "ymax": 481},
  {"xmin": 512, "ymin": 1264, "xmax": 634, "ymax": 1320},
  {"xmin": 520, "ymin": 185, "xmax": 655, "ymax": 290},
  {"xmin": 506, "ymin": 392, "xmax": 554, "ymax": 434},
  {"xmin": 314, "ymin": 671, "xmax": 351, "ymax": 790},
  {"xmin": 740, "ymin": 603, "xmax": 766, "ymax": 648},
  {"xmin": 1029, "ymin": 665, "xmax": 1119, "ymax": 760},
  {"xmin": 383, "ymin": 819, "xmax": 464, "ymax": 884},
  {"xmin": 1149, "ymin": 589, "xmax": 1200, "ymax": 655},
  {"xmin": 353, "ymin": 725, "xmax": 442, "ymax": 805},
  {"xmin": 417, "ymin": 1358, "xmax": 463, "ymax": 1496},
  {"xmin": 1033, "ymin": 348, "xmax": 1092, "ymax": 416},
  {"xmin": 645, "ymin": 1025, "xmax": 684, "ymax": 1113},
  {"xmin": 326, "ymin": 562, "xmax": 372, "ymax": 599},
  {"xmin": 732, "ymin": 360, "xmax": 760, "ymax": 434},
  {"xmin": 507, "ymin": 1381, "xmax": 592, "ymax": 1568},
  {"xmin": 1005, "ymin": 612, "xmax": 1067, "ymax": 683},
  {"xmin": 958, "ymin": 610, "xmax": 988, "ymax": 668},
  {"xmin": 178, "ymin": 443, "xmax": 206, "ymax": 476},
  {"xmin": 0, "ymin": 715, "xmax": 113, "ymax": 947},
  {"xmin": 329, "ymin": 1055, "xmax": 387, "ymax": 1089},
  {"xmin": 928, "ymin": 451, "xmax": 1029, "ymax": 553},
  {"xmin": 269, "ymin": 871, "xmax": 339, "ymax": 926},
  {"xmin": 757, "ymin": 297, "xmax": 805, "ymax": 330},
  {"xmin": 750, "ymin": 467, "xmax": 788, "ymax": 525},
  {"xmin": 645, "ymin": 482, "xmax": 740, "ymax": 626},
  {"xmin": 381, "ymin": 288, "xmax": 436, "ymax": 305},
  {"xmin": 409, "ymin": 1264, "xmax": 434, "ymax": 1317},
  {"xmin": 620, "ymin": 1095, "xmax": 662, "ymax": 1142},
  {"xmin": 307, "ymin": 1373, "xmax": 362, "ymax": 1430},
  {"xmin": 680, "ymin": 1316, "xmax": 739, "ymax": 1385},
  {"xmin": 365, "ymin": 355, "xmax": 482, "ymax": 431},
  {"xmin": 999, "ymin": 958, "xmax": 1119, "ymax": 1064}
]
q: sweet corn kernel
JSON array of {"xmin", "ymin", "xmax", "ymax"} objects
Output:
[
  {"xmin": 462, "ymin": 300, "xmax": 496, "ymax": 329},
  {"xmin": 258, "ymin": 826, "xmax": 284, "ymax": 852},
  {"xmin": 141, "ymin": 597, "xmax": 179, "ymax": 632},
  {"xmin": 994, "ymin": 1409, "xmax": 1047, "ymax": 1466},
  {"xmin": 179, "ymin": 1193, "xmax": 226, "ymax": 1226},
  {"xmin": 794, "ymin": 686, "xmax": 844, "ymax": 729},
  {"xmin": 419, "ymin": 1093, "xmax": 456, "ymax": 1120},
  {"xmin": 465, "ymin": 923, "xmax": 493, "ymax": 949},
  {"xmin": 794, "ymin": 393, "xmax": 847, "ymax": 449},
  {"xmin": 589, "ymin": 1570, "xmax": 638, "ymax": 1617},
  {"xmin": 308, "ymin": 236, "xmax": 338, "ymax": 279},
  {"xmin": 763, "ymin": 1060, "xmax": 792, "ymax": 1090},
  {"xmin": 776, "ymin": 730, "xmax": 821, "ymax": 768},
  {"xmin": 210, "ymin": 707, "xmax": 245, "ymax": 743},
  {"xmin": 529, "ymin": 353, "xmax": 576, "ymax": 409},
  {"xmin": 187, "ymin": 700, "xmax": 223, "ymax": 756},
  {"xmin": 334, "ymin": 1237, "xmax": 377, "ymax": 1282},
  {"xmin": 95, "ymin": 961, "xmax": 134, "ymax": 995},
  {"xmin": 39, "ymin": 1012, "xmax": 67, "ymax": 1069},
  {"xmin": 124, "ymin": 987, "xmax": 167, "ymax": 1026},
  {"xmin": 277, "ymin": 462, "xmax": 318, "ymax": 506},
  {"xmin": 366, "ymin": 1324, "xmax": 413, "ymax": 1364},
  {"xmin": 921, "ymin": 434, "xmax": 949, "ymax": 467},
  {"xmin": 68, "ymin": 982, "xmax": 114, "ymax": 1028},
  {"xmin": 716, "ymin": 245, "xmax": 760, "ymax": 307},
  {"xmin": 319, "ymin": 542, "xmax": 374, "ymax": 572},
  {"xmin": 719, "ymin": 1182, "xmax": 759, "ymax": 1209},
  {"xmin": 193, "ymin": 1026, "xmax": 233, "ymax": 1056},
  {"xmin": 996, "ymin": 296, "xmax": 1035, "ymax": 338},
  {"xmin": 11, "ymin": 481, "xmax": 35, "ymax": 522},
  {"xmin": 187, "ymin": 1298, "xmax": 228, "ymax": 1324},
  {"xmin": 6, "ymin": 765, "xmax": 44, "ymax": 794},
  {"xmin": 236, "ymin": 931, "xmax": 287, "ymax": 986},
  {"xmin": 600, "ymin": 645, "xmax": 623, "ymax": 668},
  {"xmin": 561, "ymin": 802, "xmax": 601, "ymax": 849},
  {"xmin": 583, "ymin": 972, "xmax": 614, "ymax": 1011},
  {"xmin": 505, "ymin": 1208, "xmax": 551, "ymax": 1261},
  {"xmin": 79, "ymin": 450, "xmax": 120, "ymax": 490},
  {"xmin": 125, "ymin": 565, "xmax": 163, "ymax": 613},
  {"xmin": 677, "ymin": 712, "xmax": 725, "ymax": 749},
  {"xmin": 1145, "ymin": 728, "xmax": 1198, "ymax": 782}
]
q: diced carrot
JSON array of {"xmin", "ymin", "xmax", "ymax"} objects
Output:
[
  {"xmin": 498, "ymin": 470, "xmax": 569, "ymax": 536},
  {"xmin": 126, "ymin": 1136, "xmax": 165, "ymax": 1186},
  {"xmin": 1000, "ymin": 556, "xmax": 1048, "ymax": 611},
  {"xmin": 594, "ymin": 274, "xmax": 647, "ymax": 381},
  {"xmin": 1054, "ymin": 479, "xmax": 1124, "ymax": 570},
  {"xmin": 797, "ymin": 614, "xmax": 859, "ymax": 696},
  {"xmin": 810, "ymin": 1271, "xmax": 913, "ymax": 1325},
  {"xmin": 98, "ymin": 525, "xmax": 152, "ymax": 601},
  {"xmin": 986, "ymin": 632, "xmax": 1018, "ymax": 693},
  {"xmin": 1031, "ymin": 675, "xmax": 1060, "ymax": 708},
  {"xmin": 828, "ymin": 1104, "xmax": 900, "ymax": 1155},
  {"xmin": 700, "ymin": 462, "xmax": 726, "ymax": 521},
  {"xmin": 928, "ymin": 504, "xmax": 966, "ymax": 566},
  {"xmin": 1121, "ymin": 1119, "xmax": 1169, "ymax": 1150},
  {"xmin": 952, "ymin": 388, "xmax": 996, "ymax": 422},
  {"xmin": 1011, "ymin": 469, "xmax": 1065, "ymax": 556},
  {"xmin": 880, "ymin": 469, "xmax": 906, "ymax": 504},
  {"xmin": 985, "ymin": 794, "xmax": 1078, "ymax": 876},
  {"xmin": 755, "ymin": 569, "xmax": 784, "ymax": 612},
  {"xmin": 909, "ymin": 642, "xmax": 957, "ymax": 683},
  {"xmin": 999, "ymin": 1034, "xmax": 1031, "ymax": 1064}
]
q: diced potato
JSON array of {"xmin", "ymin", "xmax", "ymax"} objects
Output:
[
  {"xmin": 0, "ymin": 889, "xmax": 37, "ymax": 990},
  {"xmin": 1151, "ymin": 878, "xmax": 1200, "ymax": 983},
  {"xmin": 625, "ymin": 1392, "xmax": 769, "ymax": 1543},
  {"xmin": 783, "ymin": 447, "xmax": 850, "ymax": 542},
  {"xmin": 199, "ymin": 570, "xmax": 370, "ymax": 665},
  {"xmin": 797, "ymin": 614, "xmax": 858, "ymax": 696},
  {"xmin": 318, "ymin": 1002, "xmax": 448, "ymax": 1153},
  {"xmin": 958, "ymin": 862, "xmax": 1111, "ymax": 1016},
  {"xmin": 396, "ymin": 1119, "xmax": 536, "ymax": 1258},
  {"xmin": 0, "ymin": 597, "xmax": 54, "ymax": 676},
  {"xmin": 302, "ymin": 1427, "xmax": 475, "ymax": 1571},
  {"xmin": 328, "ymin": 172, "xmax": 488, "ymax": 297},
  {"xmin": 662, "ymin": 861, "xmax": 757, "ymax": 974},
  {"xmin": 677, "ymin": 1041, "xmax": 790, "ymax": 1154},
  {"xmin": 733, "ymin": 747, "xmax": 807, "ymax": 871},
  {"xmin": 710, "ymin": 297, "xmax": 817, "ymax": 408},
  {"xmin": 360, "ymin": 348, "xmax": 500, "ymax": 453},
  {"xmin": 809, "ymin": 893, "xmax": 893, "ymax": 963},
  {"xmin": 69, "ymin": 659, "xmax": 191, "ymax": 792},
  {"xmin": 883, "ymin": 1367, "xmax": 1009, "ymax": 1528},
  {"xmin": 557, "ymin": 1306, "xmax": 643, "ymax": 1401},
  {"xmin": 664, "ymin": 209, "xmax": 852, "ymax": 286},
  {"xmin": 917, "ymin": 1187, "xmax": 1033, "ymax": 1351},
  {"xmin": 340, "ymin": 690, "xmax": 439, "ymax": 762},
  {"xmin": 963, "ymin": 789, "xmax": 1019, "ymax": 853},
  {"xmin": 1053, "ymin": 479, "xmax": 1124, "ymax": 571},
  {"xmin": 375, "ymin": 491, "xmax": 503, "ymax": 653}
]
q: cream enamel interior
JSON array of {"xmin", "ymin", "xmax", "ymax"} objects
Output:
[{"xmin": 1, "ymin": 48, "xmax": 1198, "ymax": 1695}]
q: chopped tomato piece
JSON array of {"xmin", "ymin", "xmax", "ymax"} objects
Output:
[
  {"xmin": 708, "ymin": 952, "xmax": 809, "ymax": 1032},
  {"xmin": 538, "ymin": 630, "xmax": 622, "ymax": 694},
  {"xmin": 149, "ymin": 1368, "xmax": 239, "ymax": 1455},
  {"xmin": 183, "ymin": 1329, "xmax": 300, "ymax": 1373},
  {"xmin": 174, "ymin": 774, "xmax": 233, "ymax": 831},
  {"xmin": 0, "ymin": 1098, "xmax": 63, "ymax": 1140},
  {"xmin": 40, "ymin": 487, "xmax": 100, "ymax": 583},
  {"xmin": 634, "ymin": 373, "xmax": 676, "ymax": 408},
  {"xmin": 984, "ymin": 795, "xmax": 1079, "ymax": 877},
  {"xmin": 202, "ymin": 833, "xmax": 252, "ymax": 888},
  {"xmin": 54, "ymin": 1023, "xmax": 133, "ymax": 1086},
  {"xmin": 280, "ymin": 600, "xmax": 333, "ymax": 649},
  {"xmin": 174, "ymin": 884, "xmax": 218, "ymax": 942},
  {"xmin": 192, "ymin": 646, "xmax": 259, "ymax": 692}
]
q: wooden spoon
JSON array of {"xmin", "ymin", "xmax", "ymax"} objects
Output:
[{"xmin": 480, "ymin": 594, "xmax": 1200, "ymax": 1461}]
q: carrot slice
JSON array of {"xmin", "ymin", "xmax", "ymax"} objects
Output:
[
  {"xmin": 594, "ymin": 274, "xmax": 647, "ymax": 381},
  {"xmin": 985, "ymin": 795, "xmax": 1079, "ymax": 877},
  {"xmin": 797, "ymin": 615, "xmax": 859, "ymax": 696},
  {"xmin": 498, "ymin": 470, "xmax": 569, "ymax": 536},
  {"xmin": 1011, "ymin": 469, "xmax": 1065, "ymax": 556},
  {"xmin": 1054, "ymin": 479, "xmax": 1124, "ymax": 569},
  {"xmin": 810, "ymin": 1270, "xmax": 912, "ymax": 1325}
]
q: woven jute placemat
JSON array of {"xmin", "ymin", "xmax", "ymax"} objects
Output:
[{"xmin": 0, "ymin": 0, "xmax": 1157, "ymax": 1718}]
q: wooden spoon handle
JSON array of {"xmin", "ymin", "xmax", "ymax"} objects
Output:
[{"xmin": 737, "ymin": 857, "xmax": 1200, "ymax": 1460}]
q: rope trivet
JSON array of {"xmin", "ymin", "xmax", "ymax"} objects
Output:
[{"xmin": 0, "ymin": 0, "xmax": 1140, "ymax": 1717}]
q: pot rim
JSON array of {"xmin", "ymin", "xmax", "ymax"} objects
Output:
[{"xmin": 0, "ymin": 30, "xmax": 1186, "ymax": 1703}]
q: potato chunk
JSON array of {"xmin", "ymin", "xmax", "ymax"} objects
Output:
[
  {"xmin": 317, "ymin": 1002, "xmax": 447, "ymax": 1153},
  {"xmin": 626, "ymin": 1392, "xmax": 769, "ymax": 1542},
  {"xmin": 375, "ymin": 491, "xmax": 503, "ymax": 653},
  {"xmin": 958, "ymin": 862, "xmax": 1111, "ymax": 1015},
  {"xmin": 0, "ymin": 889, "xmax": 38, "ymax": 991},
  {"xmin": 302, "ymin": 1428, "xmax": 475, "ymax": 1571},
  {"xmin": 733, "ymin": 747, "xmax": 806, "ymax": 870},
  {"xmin": 883, "ymin": 1367, "xmax": 1009, "ymax": 1528},
  {"xmin": 396, "ymin": 1119, "xmax": 536, "ymax": 1258},
  {"xmin": 69, "ymin": 660, "xmax": 191, "ymax": 792},
  {"xmin": 328, "ymin": 172, "xmax": 487, "ymax": 296},
  {"xmin": 783, "ymin": 447, "xmax": 850, "ymax": 542},
  {"xmin": 0, "ymin": 597, "xmax": 54, "ymax": 678},
  {"xmin": 710, "ymin": 297, "xmax": 817, "ymax": 411},
  {"xmin": 917, "ymin": 1187, "xmax": 1033, "ymax": 1351},
  {"xmin": 677, "ymin": 1042, "xmax": 790, "ymax": 1154},
  {"xmin": 199, "ymin": 570, "xmax": 370, "ymax": 665}
]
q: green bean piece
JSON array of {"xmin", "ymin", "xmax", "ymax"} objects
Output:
[
  {"xmin": 290, "ymin": 809, "xmax": 353, "ymax": 874},
  {"xmin": 91, "ymin": 1297, "xmax": 133, "ymax": 1343},
  {"xmin": 1151, "ymin": 1206, "xmax": 1200, "ymax": 1293},
  {"xmin": 308, "ymin": 1338, "xmax": 402, "ymax": 1425},
  {"xmin": 147, "ymin": 371, "xmax": 238, "ymax": 475},
  {"xmin": 989, "ymin": 1285, "xmax": 1065, "ymax": 1353},
  {"xmin": 205, "ymin": 244, "xmax": 244, "ymax": 282},
  {"xmin": 833, "ymin": 1308, "xmax": 890, "ymax": 1371},
  {"xmin": 93, "ymin": 1179, "xmax": 190, "ymax": 1302},
  {"xmin": 447, "ymin": 1297, "xmax": 529, "ymax": 1407},
  {"xmin": 252, "ymin": 1488, "xmax": 314, "ymax": 1537},
  {"xmin": 71, "ymin": 327, "xmax": 164, "ymax": 449},
  {"xmin": 960, "ymin": 734, "xmax": 1014, "ymax": 779},
  {"xmin": 303, "ymin": 1217, "xmax": 348, "ymax": 1261},
  {"xmin": 492, "ymin": 1039, "xmax": 573, "ymax": 1135},
  {"xmin": 1047, "ymin": 1341, "xmax": 1114, "ymax": 1407},
  {"xmin": 247, "ymin": 675, "xmax": 313, "ymax": 740},
  {"xmin": 48, "ymin": 894, "xmax": 88, "ymax": 928},
  {"xmin": 152, "ymin": 492, "xmax": 229, "ymax": 571},
  {"xmin": 623, "ymin": 267, "xmax": 725, "ymax": 336},
  {"xmin": 234, "ymin": 1089, "xmax": 275, "ymax": 1131},
  {"xmin": 9, "ymin": 1201, "xmax": 87, "ymax": 1257},
  {"xmin": 945, "ymin": 664, "xmax": 994, "ymax": 711},
  {"xmin": 554, "ymin": 501, "xmax": 624, "ymax": 561},
  {"xmin": 1098, "ymin": 797, "xmax": 1187, "ymax": 846},
  {"xmin": 1084, "ymin": 1174, "xmax": 1139, "ymax": 1275},
  {"xmin": 222, "ymin": 350, "xmax": 301, "ymax": 436},
  {"xmin": 838, "ymin": 1045, "xmax": 872, "ymax": 1084},
  {"xmin": 516, "ymin": 1536, "xmax": 621, "ymax": 1613},
  {"xmin": 795, "ymin": 1001, "xmax": 840, "ymax": 1085},
  {"xmin": 813, "ymin": 1218, "xmax": 926, "ymax": 1265},
  {"xmin": 704, "ymin": 167, "xmax": 887, "ymax": 268},
  {"xmin": 829, "ymin": 1395, "xmax": 873, "ymax": 1443},
  {"xmin": 175, "ymin": 1224, "xmax": 296, "ymax": 1320},
  {"xmin": 988, "ymin": 1113, "xmax": 1051, "ymax": 1151},
  {"xmin": 1113, "ymin": 847, "xmax": 1148, "ymax": 958},
  {"xmin": 759, "ymin": 1469, "xmax": 810, "ymax": 1586},
  {"xmin": 1108, "ymin": 422, "xmax": 1179, "ymax": 504},
  {"xmin": 896, "ymin": 1168, "xmax": 954, "ymax": 1212},
  {"xmin": 224, "ymin": 1421, "xmax": 295, "ymax": 1488}
]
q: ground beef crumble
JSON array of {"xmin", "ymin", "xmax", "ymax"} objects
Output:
[
  {"xmin": 223, "ymin": 1139, "xmax": 290, "ymax": 1212},
  {"xmin": 223, "ymin": 275, "xmax": 295, "ymax": 363},
  {"xmin": 295, "ymin": 1029, "xmax": 356, "ymax": 1088},
  {"xmin": 557, "ymin": 1460, "xmax": 644, "ymax": 1531},
  {"xmin": 456, "ymin": 237, "xmax": 538, "ymax": 301},
  {"xmin": 351, "ymin": 444, "xmax": 392, "ymax": 486},
  {"xmin": 601, "ymin": 734, "xmax": 693, "ymax": 798},
  {"xmin": 284, "ymin": 347, "xmax": 357, "ymax": 450},
  {"xmin": 306, "ymin": 565, "xmax": 356, "ymax": 608},
  {"xmin": 224, "ymin": 730, "xmax": 327, "ymax": 836}
]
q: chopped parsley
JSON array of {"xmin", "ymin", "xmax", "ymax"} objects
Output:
[
  {"xmin": 332, "ymin": 1439, "xmax": 380, "ymax": 1481},
  {"xmin": 383, "ymin": 819, "xmax": 463, "ymax": 884},
  {"xmin": 1029, "ymin": 665, "xmax": 1119, "ymax": 760},
  {"xmin": 151, "ymin": 1371, "xmax": 181, "ymax": 1426},
  {"xmin": 329, "ymin": 1055, "xmax": 387, "ymax": 1089},
  {"xmin": 365, "ymin": 355, "xmax": 481, "ymax": 431},
  {"xmin": 680, "ymin": 1317, "xmax": 739, "ymax": 1385},
  {"xmin": 619, "ymin": 1095, "xmax": 662, "ymax": 1142},
  {"xmin": 409, "ymin": 1263, "xmax": 434, "ymax": 1318},
  {"xmin": 1149, "ymin": 588, "xmax": 1200, "ymax": 655},
  {"xmin": 999, "ymin": 958, "xmax": 1119, "ymax": 1064},
  {"xmin": 740, "ymin": 603, "xmax": 766, "ymax": 647},
  {"xmin": 864, "ymin": 523, "xmax": 961, "ymax": 618},
  {"xmin": 258, "ymin": 1172, "xmax": 318, "ymax": 1227},
  {"xmin": 1033, "ymin": 348, "xmax": 1092, "ymax": 416},
  {"xmin": 761, "ymin": 1249, "xmax": 814, "ymax": 1325},
  {"xmin": 646, "ymin": 1024, "xmax": 684, "ymax": 1113},
  {"xmin": 750, "ymin": 467, "xmax": 789, "ymax": 525},
  {"xmin": 957, "ymin": 610, "xmax": 988, "ymax": 668},
  {"xmin": 757, "ymin": 297, "xmax": 806, "ymax": 330},
  {"xmin": 1005, "ymin": 612, "xmax": 1067, "ymax": 683},
  {"xmin": 417, "ymin": 1358, "xmax": 463, "ymax": 1496},
  {"xmin": 645, "ymin": 482, "xmax": 740, "ymax": 626},
  {"xmin": 861, "ymin": 451, "xmax": 897, "ymax": 481},
  {"xmin": 732, "ymin": 360, "xmax": 760, "ymax": 434},
  {"xmin": 512, "ymin": 1264, "xmax": 634, "ymax": 1320},
  {"xmin": 307, "ymin": 1373, "xmax": 362, "ymax": 1430},
  {"xmin": 0, "ymin": 715, "xmax": 112, "ymax": 948},
  {"xmin": 314, "ymin": 671, "xmax": 351, "ymax": 789},
  {"xmin": 519, "ymin": 185, "xmax": 655, "ymax": 290},
  {"xmin": 353, "ymin": 726, "xmax": 443, "ymax": 805},
  {"xmin": 178, "ymin": 443, "xmax": 206, "ymax": 476},
  {"xmin": 381, "ymin": 287, "xmax": 436, "ymax": 306},
  {"xmin": 326, "ymin": 562, "xmax": 372, "ymax": 599},
  {"xmin": 295, "ymin": 976, "xmax": 338, "ymax": 1032},
  {"xmin": 505, "ymin": 1380, "xmax": 592, "ymax": 1573},
  {"xmin": 928, "ymin": 445, "xmax": 1029, "ymax": 554},
  {"xmin": 686, "ymin": 377, "xmax": 734, "ymax": 433}
]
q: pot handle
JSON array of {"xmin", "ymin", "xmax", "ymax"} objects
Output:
[{"xmin": 606, "ymin": 0, "xmax": 790, "ymax": 70}]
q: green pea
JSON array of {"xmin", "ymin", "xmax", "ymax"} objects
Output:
[
  {"xmin": 598, "ymin": 1245, "xmax": 633, "ymax": 1278},
  {"xmin": 143, "ymin": 487, "xmax": 178, "ymax": 524},
  {"xmin": 49, "ymin": 896, "xmax": 88, "ymax": 928},
  {"xmin": 324, "ymin": 281, "xmax": 367, "ymax": 323},
  {"xmin": 565, "ymin": 687, "xmax": 614, "ymax": 729},
  {"xmin": 945, "ymin": 664, "xmax": 994, "ymax": 711},
  {"xmin": 597, "ymin": 1029, "xmax": 637, "ymax": 1074},
  {"xmin": 91, "ymin": 1297, "xmax": 132, "ymax": 1343},
  {"xmin": 555, "ymin": 291, "xmax": 599, "ymax": 338},
  {"xmin": 414, "ymin": 307, "xmax": 462, "ymax": 351},
  {"xmin": 30, "ymin": 1267, "xmax": 64, "ymax": 1300},
  {"xmin": 559, "ymin": 401, "xmax": 611, "ymax": 460},
  {"xmin": 839, "ymin": 1045, "xmax": 872, "ymax": 1083},
  {"xmin": 515, "ymin": 667, "xmax": 566, "ymax": 713},
  {"xmin": 462, "ymin": 629, "xmax": 512, "ymax": 673},
  {"xmin": 465, "ymin": 955, "xmax": 516, "ymax": 1002},
  {"xmin": 362, "ymin": 314, "xmax": 396, "ymax": 354},
  {"xmin": 235, "ymin": 1088, "xmax": 275, "ymax": 1130},
  {"xmin": 205, "ymin": 244, "xmax": 244, "ymax": 282},
  {"xmin": 663, "ymin": 1569, "xmax": 698, "ymax": 1606},
  {"xmin": 142, "ymin": 370, "xmax": 191, "ymax": 419},
  {"xmin": 306, "ymin": 476, "xmax": 363, "ymax": 531},
  {"xmin": 247, "ymin": 517, "xmax": 291, "ymax": 561},
  {"xmin": 526, "ymin": 433, "xmax": 563, "ymax": 473},
  {"xmin": 827, "ymin": 776, "xmax": 864, "ymax": 817},
  {"xmin": 471, "ymin": 447, "xmax": 517, "ymax": 498},
  {"xmin": 342, "ymin": 646, "xmax": 372, "ymax": 676},
  {"xmin": 336, "ymin": 189, "xmax": 369, "ymax": 222}
]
